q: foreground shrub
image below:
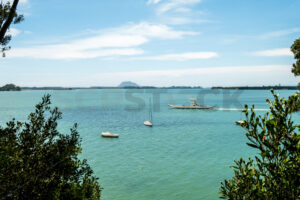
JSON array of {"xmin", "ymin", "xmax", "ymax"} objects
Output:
[
  {"xmin": 220, "ymin": 90, "xmax": 300, "ymax": 199},
  {"xmin": 0, "ymin": 95, "xmax": 101, "ymax": 199}
]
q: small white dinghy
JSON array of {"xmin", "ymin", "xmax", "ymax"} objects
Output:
[
  {"xmin": 144, "ymin": 120, "xmax": 153, "ymax": 127},
  {"xmin": 101, "ymin": 132, "xmax": 119, "ymax": 138}
]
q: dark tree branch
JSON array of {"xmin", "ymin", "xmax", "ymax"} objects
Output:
[{"xmin": 0, "ymin": 0, "xmax": 19, "ymax": 42}]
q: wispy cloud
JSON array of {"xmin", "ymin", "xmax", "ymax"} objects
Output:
[
  {"xmin": 147, "ymin": 0, "xmax": 162, "ymax": 4},
  {"xmin": 116, "ymin": 22, "xmax": 197, "ymax": 39},
  {"xmin": 253, "ymin": 48, "xmax": 293, "ymax": 57},
  {"xmin": 7, "ymin": 22, "xmax": 198, "ymax": 59},
  {"xmin": 147, "ymin": 0, "xmax": 207, "ymax": 25},
  {"xmin": 157, "ymin": 0, "xmax": 203, "ymax": 14},
  {"xmin": 9, "ymin": 47, "xmax": 144, "ymax": 59},
  {"xmin": 222, "ymin": 27, "xmax": 300, "ymax": 45},
  {"xmin": 162, "ymin": 17, "xmax": 212, "ymax": 25},
  {"xmin": 7, "ymin": 35, "xmax": 147, "ymax": 59},
  {"xmin": 20, "ymin": 65, "xmax": 295, "ymax": 87},
  {"xmin": 259, "ymin": 28, "xmax": 300, "ymax": 39},
  {"xmin": 131, "ymin": 52, "xmax": 218, "ymax": 61},
  {"xmin": 93, "ymin": 65, "xmax": 296, "ymax": 87}
]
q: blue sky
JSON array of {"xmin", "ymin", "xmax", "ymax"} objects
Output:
[{"xmin": 1, "ymin": 0, "xmax": 300, "ymax": 87}]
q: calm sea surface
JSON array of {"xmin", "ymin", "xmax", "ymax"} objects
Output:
[{"xmin": 0, "ymin": 89, "xmax": 299, "ymax": 200}]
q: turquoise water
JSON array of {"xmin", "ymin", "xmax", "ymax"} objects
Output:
[{"xmin": 0, "ymin": 89, "xmax": 299, "ymax": 200}]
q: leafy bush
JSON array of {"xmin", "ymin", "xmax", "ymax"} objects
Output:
[
  {"xmin": 0, "ymin": 95, "xmax": 101, "ymax": 199},
  {"xmin": 220, "ymin": 90, "xmax": 300, "ymax": 199}
]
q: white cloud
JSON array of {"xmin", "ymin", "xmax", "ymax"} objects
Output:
[
  {"xmin": 157, "ymin": 0, "xmax": 202, "ymax": 14},
  {"xmin": 70, "ymin": 35, "xmax": 148, "ymax": 50},
  {"xmin": 147, "ymin": 0, "xmax": 162, "ymax": 4},
  {"xmin": 132, "ymin": 52, "xmax": 218, "ymax": 61},
  {"xmin": 117, "ymin": 22, "xmax": 197, "ymax": 39},
  {"xmin": 16, "ymin": 65, "xmax": 296, "ymax": 87},
  {"xmin": 260, "ymin": 28, "xmax": 300, "ymax": 39},
  {"xmin": 147, "ymin": 0, "xmax": 207, "ymax": 26},
  {"xmin": 3, "ymin": 64, "xmax": 297, "ymax": 87},
  {"xmin": 87, "ymin": 65, "xmax": 297, "ymax": 87},
  {"xmin": 7, "ymin": 22, "xmax": 198, "ymax": 59},
  {"xmin": 162, "ymin": 17, "xmax": 211, "ymax": 25},
  {"xmin": 253, "ymin": 48, "xmax": 293, "ymax": 57},
  {"xmin": 9, "ymin": 47, "xmax": 144, "ymax": 59},
  {"xmin": 80, "ymin": 22, "xmax": 197, "ymax": 39},
  {"xmin": 7, "ymin": 28, "xmax": 21, "ymax": 37},
  {"xmin": 222, "ymin": 27, "xmax": 300, "ymax": 45},
  {"xmin": 7, "ymin": 34, "xmax": 147, "ymax": 59}
]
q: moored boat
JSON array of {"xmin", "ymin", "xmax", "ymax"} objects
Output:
[
  {"xmin": 144, "ymin": 98, "xmax": 153, "ymax": 127},
  {"xmin": 101, "ymin": 132, "xmax": 119, "ymax": 138},
  {"xmin": 168, "ymin": 98, "xmax": 212, "ymax": 109}
]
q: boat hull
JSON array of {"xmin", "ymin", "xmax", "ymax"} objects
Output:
[
  {"xmin": 101, "ymin": 132, "xmax": 119, "ymax": 138},
  {"xmin": 144, "ymin": 120, "xmax": 153, "ymax": 127},
  {"xmin": 168, "ymin": 104, "xmax": 212, "ymax": 109}
]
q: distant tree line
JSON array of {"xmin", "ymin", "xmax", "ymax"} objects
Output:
[
  {"xmin": 212, "ymin": 86, "xmax": 298, "ymax": 90},
  {"xmin": 17, "ymin": 86, "xmax": 204, "ymax": 90}
]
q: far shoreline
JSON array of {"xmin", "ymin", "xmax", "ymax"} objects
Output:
[
  {"xmin": 1, "ymin": 84, "xmax": 298, "ymax": 91},
  {"xmin": 15, "ymin": 86, "xmax": 300, "ymax": 91}
]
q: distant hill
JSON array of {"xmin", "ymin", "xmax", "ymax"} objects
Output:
[
  {"xmin": 118, "ymin": 81, "xmax": 139, "ymax": 88},
  {"xmin": 0, "ymin": 84, "xmax": 21, "ymax": 91}
]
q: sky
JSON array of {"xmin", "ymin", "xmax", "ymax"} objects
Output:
[{"xmin": 0, "ymin": 0, "xmax": 300, "ymax": 87}]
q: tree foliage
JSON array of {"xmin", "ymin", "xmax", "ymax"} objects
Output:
[
  {"xmin": 220, "ymin": 90, "xmax": 300, "ymax": 199},
  {"xmin": 290, "ymin": 37, "xmax": 300, "ymax": 111},
  {"xmin": 291, "ymin": 37, "xmax": 300, "ymax": 77},
  {"xmin": 0, "ymin": 0, "xmax": 24, "ymax": 56},
  {"xmin": 0, "ymin": 95, "xmax": 101, "ymax": 199}
]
